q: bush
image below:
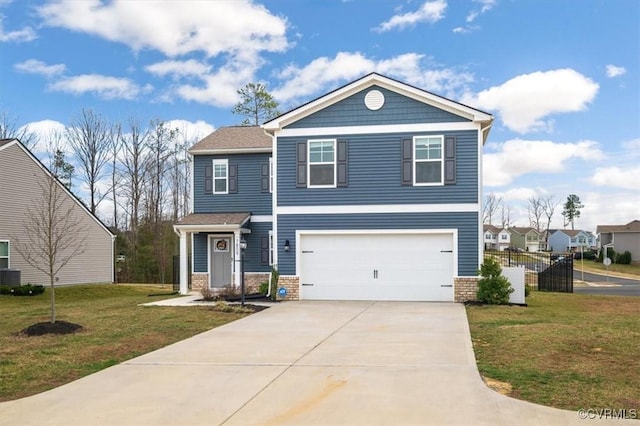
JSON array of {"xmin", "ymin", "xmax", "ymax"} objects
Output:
[
  {"xmin": 259, "ymin": 281, "xmax": 269, "ymax": 295},
  {"xmin": 476, "ymin": 257, "xmax": 514, "ymax": 305},
  {"xmin": 616, "ymin": 251, "xmax": 632, "ymax": 265},
  {"xmin": 1, "ymin": 284, "xmax": 45, "ymax": 296},
  {"xmin": 574, "ymin": 250, "xmax": 597, "ymax": 260}
]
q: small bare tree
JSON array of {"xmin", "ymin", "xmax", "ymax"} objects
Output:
[
  {"xmin": 12, "ymin": 163, "xmax": 87, "ymax": 323},
  {"xmin": 500, "ymin": 201, "xmax": 512, "ymax": 228},
  {"xmin": 0, "ymin": 110, "xmax": 38, "ymax": 149},
  {"xmin": 528, "ymin": 196, "xmax": 545, "ymax": 232},
  {"xmin": 483, "ymin": 193, "xmax": 502, "ymax": 225},
  {"xmin": 541, "ymin": 195, "xmax": 559, "ymax": 250}
]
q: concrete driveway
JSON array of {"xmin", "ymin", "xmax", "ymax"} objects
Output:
[{"xmin": 1, "ymin": 301, "xmax": 634, "ymax": 425}]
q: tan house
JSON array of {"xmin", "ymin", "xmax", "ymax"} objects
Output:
[
  {"xmin": 597, "ymin": 220, "xmax": 640, "ymax": 263},
  {"xmin": 0, "ymin": 139, "xmax": 114, "ymax": 285}
]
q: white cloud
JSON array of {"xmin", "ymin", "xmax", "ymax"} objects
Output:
[
  {"xmin": 36, "ymin": 1, "xmax": 289, "ymax": 57},
  {"xmin": 605, "ymin": 64, "xmax": 626, "ymax": 78},
  {"xmin": 272, "ymin": 51, "xmax": 474, "ymax": 104},
  {"xmin": 622, "ymin": 138, "xmax": 640, "ymax": 152},
  {"xmin": 19, "ymin": 119, "xmax": 67, "ymax": 154},
  {"xmin": 462, "ymin": 69, "xmax": 599, "ymax": 133},
  {"xmin": 483, "ymin": 138, "xmax": 603, "ymax": 186},
  {"xmin": 0, "ymin": 17, "xmax": 37, "ymax": 42},
  {"xmin": 373, "ymin": 0, "xmax": 447, "ymax": 32},
  {"xmin": 145, "ymin": 60, "xmax": 212, "ymax": 79},
  {"xmin": 579, "ymin": 191, "xmax": 640, "ymax": 232},
  {"xmin": 467, "ymin": 0, "xmax": 496, "ymax": 22},
  {"xmin": 590, "ymin": 166, "xmax": 640, "ymax": 190},
  {"xmin": 49, "ymin": 74, "xmax": 151, "ymax": 100},
  {"xmin": 500, "ymin": 187, "xmax": 539, "ymax": 202},
  {"xmin": 14, "ymin": 59, "xmax": 66, "ymax": 77},
  {"xmin": 165, "ymin": 119, "xmax": 215, "ymax": 142}
]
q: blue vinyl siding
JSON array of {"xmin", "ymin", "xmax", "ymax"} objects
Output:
[
  {"xmin": 276, "ymin": 212, "xmax": 479, "ymax": 276},
  {"xmin": 192, "ymin": 222, "xmax": 273, "ymax": 273},
  {"xmin": 193, "ymin": 153, "xmax": 272, "ymax": 215},
  {"xmin": 286, "ymin": 86, "xmax": 469, "ymax": 128},
  {"xmin": 277, "ymin": 130, "xmax": 477, "ymax": 206}
]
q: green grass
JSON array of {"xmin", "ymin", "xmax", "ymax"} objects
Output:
[
  {"xmin": 466, "ymin": 292, "xmax": 640, "ymax": 415},
  {"xmin": 574, "ymin": 260, "xmax": 640, "ymax": 277},
  {"xmin": 0, "ymin": 284, "xmax": 252, "ymax": 401}
]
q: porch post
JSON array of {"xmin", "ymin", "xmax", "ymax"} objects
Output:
[
  {"xmin": 179, "ymin": 231, "xmax": 189, "ymax": 295},
  {"xmin": 234, "ymin": 230, "xmax": 242, "ymax": 288}
]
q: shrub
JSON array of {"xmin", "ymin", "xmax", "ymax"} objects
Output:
[
  {"xmin": 476, "ymin": 257, "xmax": 514, "ymax": 305},
  {"xmin": 0, "ymin": 285, "xmax": 11, "ymax": 295},
  {"xmin": 524, "ymin": 284, "xmax": 531, "ymax": 298},
  {"xmin": 259, "ymin": 281, "xmax": 269, "ymax": 295},
  {"xmin": 2, "ymin": 284, "xmax": 45, "ymax": 296},
  {"xmin": 616, "ymin": 251, "xmax": 632, "ymax": 265},
  {"xmin": 200, "ymin": 285, "xmax": 215, "ymax": 301}
]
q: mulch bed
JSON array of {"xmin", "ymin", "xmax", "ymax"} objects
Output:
[{"xmin": 20, "ymin": 321, "xmax": 83, "ymax": 336}]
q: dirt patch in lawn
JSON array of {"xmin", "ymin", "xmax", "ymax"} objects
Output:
[
  {"xmin": 20, "ymin": 321, "xmax": 83, "ymax": 336},
  {"xmin": 483, "ymin": 376, "xmax": 512, "ymax": 396}
]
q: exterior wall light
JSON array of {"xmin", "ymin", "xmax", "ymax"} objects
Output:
[{"xmin": 284, "ymin": 239, "xmax": 290, "ymax": 252}]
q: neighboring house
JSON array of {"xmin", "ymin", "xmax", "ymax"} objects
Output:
[
  {"xmin": 483, "ymin": 225, "xmax": 510, "ymax": 251},
  {"xmin": 0, "ymin": 139, "xmax": 114, "ymax": 285},
  {"xmin": 548, "ymin": 229, "xmax": 593, "ymax": 253},
  {"xmin": 174, "ymin": 73, "xmax": 493, "ymax": 302},
  {"xmin": 597, "ymin": 220, "xmax": 640, "ymax": 262},
  {"xmin": 508, "ymin": 227, "xmax": 541, "ymax": 252},
  {"xmin": 584, "ymin": 231, "xmax": 597, "ymax": 250}
]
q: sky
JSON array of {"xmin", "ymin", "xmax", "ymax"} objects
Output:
[{"xmin": 1, "ymin": 0, "xmax": 638, "ymax": 232}]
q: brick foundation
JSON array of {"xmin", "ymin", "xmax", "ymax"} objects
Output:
[
  {"xmin": 276, "ymin": 275, "xmax": 300, "ymax": 300},
  {"xmin": 191, "ymin": 273, "xmax": 208, "ymax": 292},
  {"xmin": 454, "ymin": 277, "xmax": 479, "ymax": 303},
  {"xmin": 243, "ymin": 273, "xmax": 270, "ymax": 294}
]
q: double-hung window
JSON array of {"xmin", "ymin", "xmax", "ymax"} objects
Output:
[
  {"xmin": 414, "ymin": 136, "xmax": 443, "ymax": 185},
  {"xmin": 308, "ymin": 139, "xmax": 336, "ymax": 187},
  {"xmin": 213, "ymin": 159, "xmax": 228, "ymax": 194},
  {"xmin": 0, "ymin": 241, "xmax": 9, "ymax": 269}
]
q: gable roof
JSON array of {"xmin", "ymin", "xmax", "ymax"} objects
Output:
[
  {"xmin": 0, "ymin": 138, "xmax": 114, "ymax": 238},
  {"xmin": 509, "ymin": 227, "xmax": 540, "ymax": 236},
  {"xmin": 597, "ymin": 220, "xmax": 640, "ymax": 234},
  {"xmin": 552, "ymin": 229, "xmax": 588, "ymax": 238},
  {"xmin": 483, "ymin": 224, "xmax": 502, "ymax": 234},
  {"xmin": 262, "ymin": 73, "xmax": 494, "ymax": 141},
  {"xmin": 189, "ymin": 126, "xmax": 271, "ymax": 154}
]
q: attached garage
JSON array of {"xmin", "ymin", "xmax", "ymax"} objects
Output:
[{"xmin": 298, "ymin": 231, "xmax": 456, "ymax": 301}]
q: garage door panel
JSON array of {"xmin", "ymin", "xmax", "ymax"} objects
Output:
[{"xmin": 300, "ymin": 233, "xmax": 454, "ymax": 301}]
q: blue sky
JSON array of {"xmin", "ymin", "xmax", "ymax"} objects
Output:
[{"xmin": 1, "ymin": 0, "xmax": 638, "ymax": 231}]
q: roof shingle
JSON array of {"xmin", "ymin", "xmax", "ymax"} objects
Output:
[{"xmin": 189, "ymin": 126, "xmax": 271, "ymax": 153}]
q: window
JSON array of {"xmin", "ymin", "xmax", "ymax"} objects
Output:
[
  {"xmin": 0, "ymin": 241, "xmax": 8, "ymax": 269},
  {"xmin": 308, "ymin": 139, "xmax": 335, "ymax": 187},
  {"xmin": 213, "ymin": 159, "xmax": 228, "ymax": 194},
  {"xmin": 501, "ymin": 234, "xmax": 508, "ymax": 240},
  {"xmin": 485, "ymin": 234, "xmax": 491, "ymax": 240},
  {"xmin": 527, "ymin": 235, "xmax": 538, "ymax": 242},
  {"xmin": 414, "ymin": 136, "xmax": 443, "ymax": 185},
  {"xmin": 269, "ymin": 157, "xmax": 273, "ymax": 193}
]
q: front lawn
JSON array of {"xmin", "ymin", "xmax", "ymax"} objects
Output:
[
  {"xmin": 574, "ymin": 260, "xmax": 640, "ymax": 278},
  {"xmin": 0, "ymin": 284, "xmax": 254, "ymax": 401},
  {"xmin": 466, "ymin": 292, "xmax": 640, "ymax": 415}
]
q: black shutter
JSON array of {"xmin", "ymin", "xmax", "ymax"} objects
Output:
[
  {"xmin": 204, "ymin": 164, "xmax": 213, "ymax": 194},
  {"xmin": 261, "ymin": 163, "xmax": 270, "ymax": 192},
  {"xmin": 444, "ymin": 136, "xmax": 456, "ymax": 185},
  {"xmin": 337, "ymin": 140, "xmax": 348, "ymax": 187},
  {"xmin": 401, "ymin": 138, "xmax": 412, "ymax": 185},
  {"xmin": 260, "ymin": 235, "xmax": 270, "ymax": 265},
  {"xmin": 296, "ymin": 142, "xmax": 307, "ymax": 188},
  {"xmin": 228, "ymin": 164, "xmax": 238, "ymax": 193}
]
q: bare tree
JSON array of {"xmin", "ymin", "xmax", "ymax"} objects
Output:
[
  {"xmin": 483, "ymin": 193, "xmax": 502, "ymax": 225},
  {"xmin": 528, "ymin": 196, "xmax": 545, "ymax": 232},
  {"xmin": 541, "ymin": 195, "xmax": 559, "ymax": 249},
  {"xmin": 0, "ymin": 110, "xmax": 38, "ymax": 149},
  {"xmin": 66, "ymin": 108, "xmax": 111, "ymax": 214},
  {"xmin": 118, "ymin": 118, "xmax": 148, "ymax": 233},
  {"xmin": 110, "ymin": 125, "xmax": 122, "ymax": 229},
  {"xmin": 12, "ymin": 158, "xmax": 87, "ymax": 323},
  {"xmin": 500, "ymin": 201, "xmax": 512, "ymax": 228}
]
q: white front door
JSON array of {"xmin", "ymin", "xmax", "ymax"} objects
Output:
[
  {"xmin": 210, "ymin": 237, "xmax": 232, "ymax": 287},
  {"xmin": 299, "ymin": 232, "xmax": 455, "ymax": 301}
]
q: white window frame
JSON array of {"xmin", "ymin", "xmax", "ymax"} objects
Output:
[
  {"xmin": 413, "ymin": 135, "xmax": 444, "ymax": 186},
  {"xmin": 0, "ymin": 240, "xmax": 9, "ymax": 269},
  {"xmin": 307, "ymin": 139, "xmax": 336, "ymax": 188},
  {"xmin": 212, "ymin": 159, "xmax": 228, "ymax": 194}
]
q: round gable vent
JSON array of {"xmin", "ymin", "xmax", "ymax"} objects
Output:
[{"xmin": 364, "ymin": 89, "xmax": 385, "ymax": 111}]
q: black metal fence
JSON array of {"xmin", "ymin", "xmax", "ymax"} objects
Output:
[
  {"xmin": 172, "ymin": 255, "xmax": 192, "ymax": 292},
  {"xmin": 483, "ymin": 251, "xmax": 574, "ymax": 292}
]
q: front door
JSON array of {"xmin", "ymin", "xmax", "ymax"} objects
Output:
[{"xmin": 211, "ymin": 237, "xmax": 232, "ymax": 287}]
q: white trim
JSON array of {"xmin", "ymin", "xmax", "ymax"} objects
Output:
[
  {"xmin": 271, "ymin": 134, "xmax": 279, "ymax": 267},
  {"xmin": 307, "ymin": 139, "xmax": 337, "ymax": 188},
  {"xmin": 250, "ymin": 215, "xmax": 273, "ymax": 223},
  {"xmin": 413, "ymin": 135, "xmax": 444, "ymax": 186},
  {"xmin": 262, "ymin": 73, "xmax": 492, "ymax": 131},
  {"xmin": 295, "ymin": 228, "xmax": 459, "ymax": 283},
  {"xmin": 174, "ymin": 224, "xmax": 246, "ymax": 232},
  {"xmin": 0, "ymin": 240, "xmax": 10, "ymax": 269},
  {"xmin": 190, "ymin": 147, "xmax": 272, "ymax": 155},
  {"xmin": 478, "ymin": 126, "xmax": 484, "ymax": 266},
  {"xmin": 189, "ymin": 152, "xmax": 194, "ymax": 214},
  {"xmin": 277, "ymin": 203, "xmax": 479, "ymax": 215},
  {"xmin": 269, "ymin": 156, "xmax": 273, "ymax": 193},
  {"xmin": 274, "ymin": 121, "xmax": 479, "ymax": 138},
  {"xmin": 212, "ymin": 159, "xmax": 228, "ymax": 194}
]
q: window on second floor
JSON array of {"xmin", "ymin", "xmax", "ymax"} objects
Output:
[
  {"xmin": 501, "ymin": 234, "xmax": 508, "ymax": 240},
  {"xmin": 213, "ymin": 159, "xmax": 228, "ymax": 194},
  {"xmin": 0, "ymin": 241, "xmax": 9, "ymax": 269},
  {"xmin": 414, "ymin": 136, "xmax": 443, "ymax": 185},
  {"xmin": 527, "ymin": 235, "xmax": 538, "ymax": 242},
  {"xmin": 308, "ymin": 139, "xmax": 336, "ymax": 188}
]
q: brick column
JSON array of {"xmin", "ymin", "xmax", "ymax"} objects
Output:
[{"xmin": 454, "ymin": 277, "xmax": 479, "ymax": 303}]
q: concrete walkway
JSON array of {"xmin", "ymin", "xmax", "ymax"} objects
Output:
[{"xmin": 1, "ymin": 301, "xmax": 634, "ymax": 425}]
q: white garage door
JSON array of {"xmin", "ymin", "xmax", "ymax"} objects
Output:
[{"xmin": 299, "ymin": 232, "xmax": 454, "ymax": 301}]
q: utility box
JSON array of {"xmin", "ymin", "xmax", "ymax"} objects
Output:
[{"xmin": 0, "ymin": 269, "xmax": 21, "ymax": 287}]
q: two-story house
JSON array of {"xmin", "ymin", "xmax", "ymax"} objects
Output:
[
  {"xmin": 175, "ymin": 73, "xmax": 493, "ymax": 302},
  {"xmin": 483, "ymin": 225, "xmax": 511, "ymax": 251},
  {"xmin": 508, "ymin": 227, "xmax": 541, "ymax": 252},
  {"xmin": 548, "ymin": 229, "xmax": 591, "ymax": 253},
  {"xmin": 597, "ymin": 220, "xmax": 640, "ymax": 262}
]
